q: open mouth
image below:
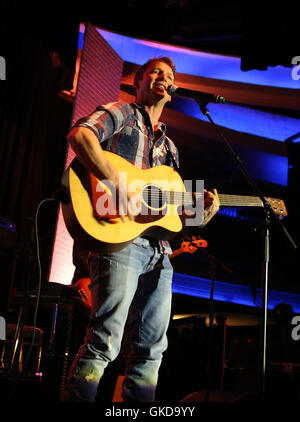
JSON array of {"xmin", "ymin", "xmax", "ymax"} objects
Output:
[{"xmin": 153, "ymin": 83, "xmax": 166, "ymax": 92}]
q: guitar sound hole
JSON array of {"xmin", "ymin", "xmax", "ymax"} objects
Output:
[{"xmin": 142, "ymin": 185, "xmax": 167, "ymax": 210}]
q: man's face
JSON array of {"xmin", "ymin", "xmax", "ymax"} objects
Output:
[{"xmin": 135, "ymin": 61, "xmax": 175, "ymax": 105}]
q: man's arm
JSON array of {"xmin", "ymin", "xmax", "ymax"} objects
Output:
[
  {"xmin": 67, "ymin": 126, "xmax": 138, "ymax": 220},
  {"xmin": 67, "ymin": 126, "xmax": 120, "ymax": 186}
]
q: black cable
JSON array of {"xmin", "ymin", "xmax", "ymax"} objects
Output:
[{"xmin": 23, "ymin": 198, "xmax": 56, "ymax": 371}]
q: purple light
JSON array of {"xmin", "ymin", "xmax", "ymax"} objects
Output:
[{"xmin": 95, "ymin": 27, "xmax": 300, "ymax": 89}]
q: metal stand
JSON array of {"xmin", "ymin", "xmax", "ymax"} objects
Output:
[
  {"xmin": 188, "ymin": 238, "xmax": 231, "ymax": 400},
  {"xmin": 197, "ymin": 100, "xmax": 298, "ymax": 401}
]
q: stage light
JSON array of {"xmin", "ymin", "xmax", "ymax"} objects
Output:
[{"xmin": 172, "ymin": 272, "xmax": 300, "ymax": 313}]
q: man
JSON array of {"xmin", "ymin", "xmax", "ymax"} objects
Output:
[{"xmin": 61, "ymin": 56, "xmax": 219, "ymax": 402}]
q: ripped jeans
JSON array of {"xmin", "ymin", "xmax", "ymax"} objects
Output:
[{"xmin": 61, "ymin": 237, "xmax": 173, "ymax": 402}]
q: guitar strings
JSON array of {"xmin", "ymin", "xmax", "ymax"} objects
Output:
[
  {"xmin": 142, "ymin": 191, "xmax": 202, "ymax": 206},
  {"xmin": 141, "ymin": 190, "xmax": 281, "ymax": 209}
]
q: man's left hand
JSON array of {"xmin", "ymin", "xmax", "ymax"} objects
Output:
[
  {"xmin": 181, "ymin": 189, "xmax": 219, "ymax": 227},
  {"xmin": 201, "ymin": 189, "xmax": 219, "ymax": 227}
]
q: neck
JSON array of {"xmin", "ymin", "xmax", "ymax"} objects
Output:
[{"xmin": 136, "ymin": 101, "xmax": 165, "ymax": 128}]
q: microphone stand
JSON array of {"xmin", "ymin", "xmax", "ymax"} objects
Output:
[
  {"xmin": 197, "ymin": 100, "xmax": 298, "ymax": 401},
  {"xmin": 199, "ymin": 247, "xmax": 232, "ymax": 400},
  {"xmin": 187, "ymin": 236, "xmax": 232, "ymax": 399}
]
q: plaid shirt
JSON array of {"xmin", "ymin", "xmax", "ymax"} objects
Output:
[{"xmin": 74, "ymin": 101, "xmax": 180, "ymax": 254}]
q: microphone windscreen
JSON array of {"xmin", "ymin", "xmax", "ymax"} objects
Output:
[{"xmin": 167, "ymin": 84, "xmax": 178, "ymax": 95}]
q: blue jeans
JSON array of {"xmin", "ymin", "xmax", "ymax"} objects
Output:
[{"xmin": 61, "ymin": 237, "xmax": 173, "ymax": 402}]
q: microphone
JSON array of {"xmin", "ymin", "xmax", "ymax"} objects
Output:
[{"xmin": 167, "ymin": 84, "xmax": 225, "ymax": 104}]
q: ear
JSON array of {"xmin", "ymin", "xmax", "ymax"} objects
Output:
[
  {"xmin": 134, "ymin": 77, "xmax": 141, "ymax": 91},
  {"xmin": 134, "ymin": 82, "xmax": 140, "ymax": 97}
]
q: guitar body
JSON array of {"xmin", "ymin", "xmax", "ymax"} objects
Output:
[{"xmin": 62, "ymin": 151, "xmax": 185, "ymax": 253}]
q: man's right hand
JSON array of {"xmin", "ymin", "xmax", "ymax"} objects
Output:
[{"xmin": 114, "ymin": 174, "xmax": 141, "ymax": 222}]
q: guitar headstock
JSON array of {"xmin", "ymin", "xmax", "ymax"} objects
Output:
[
  {"xmin": 264, "ymin": 197, "xmax": 288, "ymax": 219},
  {"xmin": 181, "ymin": 235, "xmax": 208, "ymax": 253}
]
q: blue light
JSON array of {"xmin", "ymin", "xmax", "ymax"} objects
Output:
[
  {"xmin": 217, "ymin": 207, "xmax": 258, "ymax": 221},
  {"xmin": 168, "ymin": 97, "xmax": 300, "ymax": 143},
  {"xmin": 218, "ymin": 207, "xmax": 239, "ymax": 219},
  {"xmin": 167, "ymin": 97, "xmax": 291, "ymax": 186},
  {"xmin": 234, "ymin": 149, "xmax": 288, "ymax": 186},
  {"xmin": 172, "ymin": 272, "xmax": 300, "ymax": 313},
  {"xmin": 77, "ymin": 29, "xmax": 85, "ymax": 50},
  {"xmin": 96, "ymin": 27, "xmax": 300, "ymax": 89},
  {"xmin": 167, "ymin": 98, "xmax": 289, "ymax": 186}
]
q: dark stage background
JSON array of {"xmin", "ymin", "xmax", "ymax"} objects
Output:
[{"xmin": 0, "ymin": 1, "xmax": 300, "ymax": 403}]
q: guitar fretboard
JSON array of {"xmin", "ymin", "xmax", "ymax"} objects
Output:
[
  {"xmin": 142, "ymin": 188, "xmax": 286, "ymax": 218},
  {"xmin": 218, "ymin": 194, "xmax": 263, "ymax": 207},
  {"xmin": 149, "ymin": 191, "xmax": 264, "ymax": 207}
]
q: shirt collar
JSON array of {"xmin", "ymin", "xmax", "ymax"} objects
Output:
[
  {"xmin": 132, "ymin": 102, "xmax": 167, "ymax": 133},
  {"xmin": 158, "ymin": 122, "xmax": 166, "ymax": 133}
]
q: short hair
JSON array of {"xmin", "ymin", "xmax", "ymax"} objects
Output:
[{"xmin": 133, "ymin": 56, "xmax": 176, "ymax": 89}]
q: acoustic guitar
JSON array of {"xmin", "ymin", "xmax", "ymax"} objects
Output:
[{"xmin": 61, "ymin": 151, "xmax": 287, "ymax": 253}]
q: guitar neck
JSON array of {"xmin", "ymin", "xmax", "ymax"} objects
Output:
[
  {"xmin": 171, "ymin": 191, "xmax": 286, "ymax": 218},
  {"xmin": 217, "ymin": 193, "xmax": 263, "ymax": 208},
  {"xmin": 167, "ymin": 192, "xmax": 263, "ymax": 208},
  {"xmin": 169, "ymin": 248, "xmax": 183, "ymax": 259}
]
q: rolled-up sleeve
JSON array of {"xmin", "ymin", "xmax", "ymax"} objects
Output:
[{"xmin": 73, "ymin": 102, "xmax": 134, "ymax": 143}]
